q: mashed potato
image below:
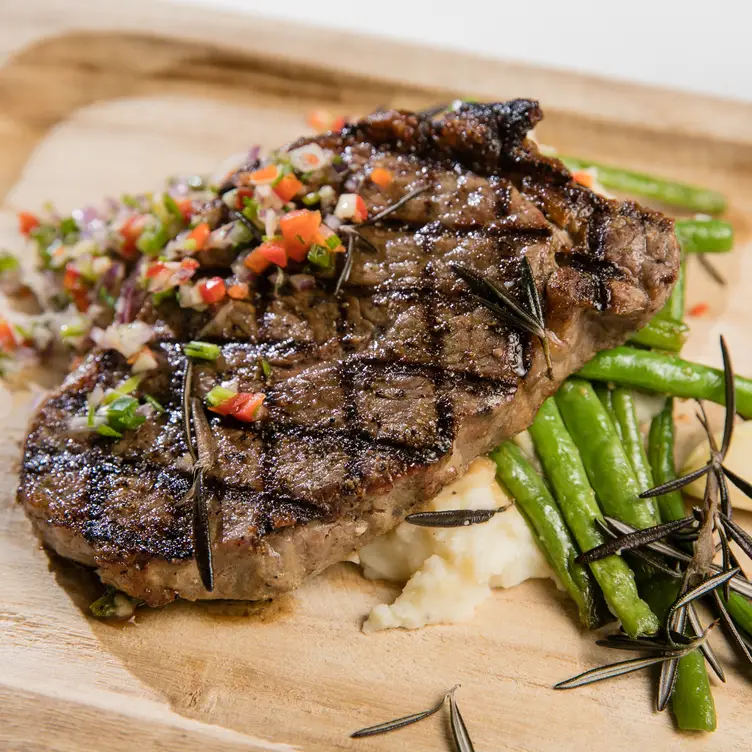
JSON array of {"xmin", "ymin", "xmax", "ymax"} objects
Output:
[{"xmin": 359, "ymin": 457, "xmax": 554, "ymax": 633}]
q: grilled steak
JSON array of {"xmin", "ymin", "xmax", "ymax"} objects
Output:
[{"xmin": 18, "ymin": 101, "xmax": 680, "ymax": 605}]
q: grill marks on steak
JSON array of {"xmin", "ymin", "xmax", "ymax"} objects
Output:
[{"xmin": 18, "ymin": 101, "xmax": 680, "ymax": 605}]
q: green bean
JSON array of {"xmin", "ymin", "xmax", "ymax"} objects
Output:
[
  {"xmin": 654, "ymin": 257, "xmax": 687, "ymax": 326},
  {"xmin": 594, "ymin": 384, "xmax": 620, "ymax": 435},
  {"xmin": 611, "ymin": 389, "xmax": 654, "ymax": 493},
  {"xmin": 648, "ymin": 398, "xmax": 687, "ymax": 522},
  {"xmin": 675, "ymin": 218, "xmax": 734, "ymax": 254},
  {"xmin": 555, "ymin": 379, "xmax": 661, "ymax": 529},
  {"xmin": 529, "ymin": 399, "xmax": 659, "ymax": 638},
  {"xmin": 724, "ymin": 592, "xmax": 752, "ymax": 639},
  {"xmin": 559, "ymin": 156, "xmax": 727, "ymax": 213},
  {"xmin": 641, "ymin": 577, "xmax": 716, "ymax": 732},
  {"xmin": 490, "ymin": 441, "xmax": 603, "ymax": 629},
  {"xmin": 578, "ymin": 347, "xmax": 752, "ymax": 419},
  {"xmin": 629, "ymin": 316, "xmax": 688, "ymax": 352}
]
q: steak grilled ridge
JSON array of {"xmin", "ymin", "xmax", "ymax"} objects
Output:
[{"xmin": 18, "ymin": 101, "xmax": 681, "ymax": 605}]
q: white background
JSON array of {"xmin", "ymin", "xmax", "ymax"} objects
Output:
[{"xmin": 170, "ymin": 0, "xmax": 752, "ymax": 102}]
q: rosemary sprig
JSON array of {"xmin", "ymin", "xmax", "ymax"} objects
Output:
[
  {"xmin": 405, "ymin": 507, "xmax": 508, "ymax": 528},
  {"xmin": 334, "ymin": 185, "xmax": 428, "ymax": 294},
  {"xmin": 687, "ymin": 602, "xmax": 726, "ymax": 682},
  {"xmin": 450, "ymin": 260, "xmax": 554, "ymax": 379}
]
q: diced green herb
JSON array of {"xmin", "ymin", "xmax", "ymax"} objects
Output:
[
  {"xmin": 184, "ymin": 340, "xmax": 221, "ymax": 361},
  {"xmin": 60, "ymin": 322, "xmax": 88, "ymax": 339},
  {"xmin": 59, "ymin": 217, "xmax": 79, "ymax": 238},
  {"xmin": 152, "ymin": 288, "xmax": 175, "ymax": 305},
  {"xmin": 331, "ymin": 155, "xmax": 344, "ymax": 165},
  {"xmin": 259, "ymin": 358, "xmax": 271, "ymax": 380},
  {"xmin": 307, "ymin": 244, "xmax": 332, "ymax": 268},
  {"xmin": 144, "ymin": 394, "xmax": 165, "ymax": 414},
  {"xmin": 206, "ymin": 385, "xmax": 236, "ymax": 407},
  {"xmin": 105, "ymin": 396, "xmax": 146, "ymax": 432},
  {"xmin": 242, "ymin": 200, "xmax": 259, "ymax": 223},
  {"xmin": 121, "ymin": 194, "xmax": 141, "ymax": 209},
  {"xmin": 301, "ymin": 192, "xmax": 320, "ymax": 207},
  {"xmin": 97, "ymin": 424, "xmax": 123, "ymax": 438},
  {"xmin": 102, "ymin": 374, "xmax": 143, "ymax": 404},
  {"xmin": 271, "ymin": 164, "xmax": 292, "ymax": 187},
  {"xmin": 87, "ymin": 402, "xmax": 96, "ymax": 428},
  {"xmin": 163, "ymin": 193, "xmax": 183, "ymax": 220},
  {"xmin": 0, "ymin": 251, "xmax": 19, "ymax": 274},
  {"xmin": 98, "ymin": 287, "xmax": 116, "ymax": 308},
  {"xmin": 136, "ymin": 222, "xmax": 169, "ymax": 256},
  {"xmin": 324, "ymin": 234, "xmax": 342, "ymax": 251}
]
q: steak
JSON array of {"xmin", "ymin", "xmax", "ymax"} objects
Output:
[{"xmin": 18, "ymin": 101, "xmax": 680, "ymax": 605}]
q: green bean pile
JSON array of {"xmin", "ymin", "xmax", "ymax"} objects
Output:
[{"xmin": 489, "ymin": 160, "xmax": 747, "ymax": 732}]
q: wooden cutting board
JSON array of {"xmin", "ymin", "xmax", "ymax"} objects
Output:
[{"xmin": 2, "ymin": 2, "xmax": 752, "ymax": 750}]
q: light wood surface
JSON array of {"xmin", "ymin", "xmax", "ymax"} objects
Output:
[{"xmin": 1, "ymin": 2, "xmax": 752, "ymax": 750}]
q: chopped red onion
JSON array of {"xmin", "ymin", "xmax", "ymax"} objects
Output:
[{"xmin": 290, "ymin": 274, "xmax": 315, "ymax": 291}]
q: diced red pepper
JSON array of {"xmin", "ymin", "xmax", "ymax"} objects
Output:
[
  {"xmin": 211, "ymin": 391, "xmax": 265, "ymax": 422},
  {"xmin": 197, "ymin": 276, "xmax": 226, "ymax": 304},
  {"xmin": 120, "ymin": 214, "xmax": 148, "ymax": 257},
  {"xmin": 176, "ymin": 198, "xmax": 194, "ymax": 221},
  {"xmin": 280, "ymin": 209, "xmax": 322, "ymax": 261},
  {"xmin": 258, "ymin": 241, "xmax": 288, "ymax": 268},
  {"xmin": 353, "ymin": 195, "xmax": 368, "ymax": 223},
  {"xmin": 688, "ymin": 302, "xmax": 710, "ymax": 317},
  {"xmin": 370, "ymin": 168, "xmax": 393, "ymax": 188},
  {"xmin": 145, "ymin": 262, "xmax": 166, "ymax": 279},
  {"xmin": 0, "ymin": 318, "xmax": 16, "ymax": 351},
  {"xmin": 187, "ymin": 222, "xmax": 211, "ymax": 251},
  {"xmin": 249, "ymin": 164, "xmax": 280, "ymax": 185},
  {"xmin": 18, "ymin": 211, "xmax": 39, "ymax": 237},
  {"xmin": 273, "ymin": 174, "xmax": 304, "ymax": 202},
  {"xmin": 572, "ymin": 171, "xmax": 594, "ymax": 189},
  {"xmin": 244, "ymin": 247, "xmax": 272, "ymax": 275},
  {"xmin": 227, "ymin": 282, "xmax": 250, "ymax": 300},
  {"xmin": 235, "ymin": 187, "xmax": 255, "ymax": 209},
  {"xmin": 331, "ymin": 116, "xmax": 347, "ymax": 132},
  {"xmin": 62, "ymin": 265, "xmax": 90, "ymax": 312},
  {"xmin": 181, "ymin": 258, "xmax": 200, "ymax": 272}
]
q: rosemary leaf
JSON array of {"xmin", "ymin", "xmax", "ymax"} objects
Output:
[
  {"xmin": 362, "ymin": 185, "xmax": 429, "ymax": 226},
  {"xmin": 554, "ymin": 654, "xmax": 676, "ymax": 690},
  {"xmin": 350, "ymin": 693, "xmax": 447, "ymax": 738},
  {"xmin": 687, "ymin": 603, "xmax": 726, "ymax": 682},
  {"xmin": 657, "ymin": 606, "xmax": 687, "ymax": 711},
  {"xmin": 719, "ymin": 512, "xmax": 752, "ymax": 562},
  {"xmin": 712, "ymin": 590, "xmax": 752, "ymax": 664},
  {"xmin": 191, "ymin": 398, "xmax": 215, "ymax": 592},
  {"xmin": 670, "ymin": 568, "xmax": 740, "ymax": 613},
  {"xmin": 638, "ymin": 463, "xmax": 710, "ymax": 498},
  {"xmin": 576, "ymin": 516, "xmax": 694, "ymax": 564},
  {"xmin": 722, "ymin": 464, "xmax": 752, "ymax": 501},
  {"xmin": 697, "ymin": 253, "xmax": 726, "ymax": 286},
  {"xmin": 405, "ymin": 507, "xmax": 507, "ymax": 528},
  {"xmin": 719, "ymin": 335, "xmax": 736, "ymax": 459},
  {"xmin": 334, "ymin": 233, "xmax": 355, "ymax": 296},
  {"xmin": 449, "ymin": 689, "xmax": 476, "ymax": 752}
]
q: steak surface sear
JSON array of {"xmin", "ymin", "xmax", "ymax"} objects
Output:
[{"xmin": 18, "ymin": 101, "xmax": 680, "ymax": 604}]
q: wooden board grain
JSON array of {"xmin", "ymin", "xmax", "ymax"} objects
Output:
[{"xmin": 1, "ymin": 2, "xmax": 752, "ymax": 751}]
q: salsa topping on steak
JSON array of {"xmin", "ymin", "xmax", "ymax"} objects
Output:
[{"xmin": 17, "ymin": 100, "xmax": 680, "ymax": 605}]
